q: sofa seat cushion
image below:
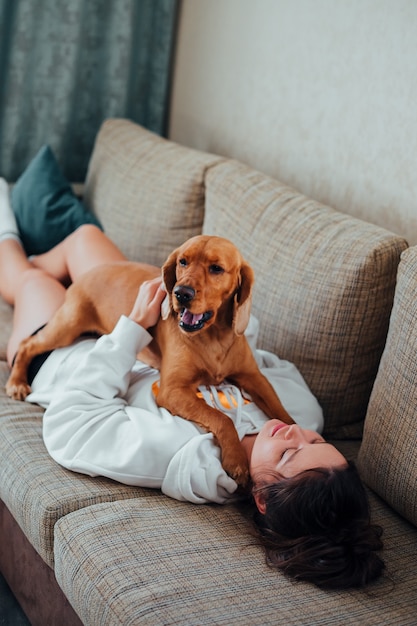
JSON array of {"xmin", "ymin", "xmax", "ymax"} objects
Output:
[
  {"xmin": 54, "ymin": 495, "xmax": 417, "ymax": 626},
  {"xmin": 84, "ymin": 119, "xmax": 223, "ymax": 267},
  {"xmin": 358, "ymin": 247, "xmax": 417, "ymax": 526},
  {"xmin": 0, "ymin": 365, "xmax": 163, "ymax": 567},
  {"xmin": 203, "ymin": 160, "xmax": 408, "ymax": 438}
]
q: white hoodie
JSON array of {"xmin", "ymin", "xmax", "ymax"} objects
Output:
[{"xmin": 26, "ymin": 315, "xmax": 323, "ymax": 504}]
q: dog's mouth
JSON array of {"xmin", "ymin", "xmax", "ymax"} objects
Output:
[{"xmin": 179, "ymin": 308, "xmax": 213, "ymax": 332}]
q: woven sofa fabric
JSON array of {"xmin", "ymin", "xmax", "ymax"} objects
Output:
[
  {"xmin": 54, "ymin": 497, "xmax": 417, "ymax": 626},
  {"xmin": 84, "ymin": 118, "xmax": 223, "ymax": 266},
  {"xmin": 358, "ymin": 247, "xmax": 417, "ymax": 526},
  {"xmin": 203, "ymin": 160, "xmax": 408, "ymax": 439},
  {"xmin": 0, "ymin": 364, "xmax": 162, "ymax": 567}
]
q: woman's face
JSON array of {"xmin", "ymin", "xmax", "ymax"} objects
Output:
[{"xmin": 250, "ymin": 419, "xmax": 347, "ymax": 484}]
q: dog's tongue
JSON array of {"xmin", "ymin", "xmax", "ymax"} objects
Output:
[{"xmin": 182, "ymin": 309, "xmax": 203, "ymax": 326}]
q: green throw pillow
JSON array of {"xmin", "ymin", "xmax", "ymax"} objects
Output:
[{"xmin": 12, "ymin": 145, "xmax": 103, "ymax": 256}]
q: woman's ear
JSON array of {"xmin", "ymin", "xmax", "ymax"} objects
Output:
[{"xmin": 253, "ymin": 490, "xmax": 267, "ymax": 515}]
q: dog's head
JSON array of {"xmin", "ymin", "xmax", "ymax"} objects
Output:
[{"xmin": 162, "ymin": 235, "xmax": 254, "ymax": 335}]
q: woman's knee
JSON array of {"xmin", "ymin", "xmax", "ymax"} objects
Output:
[
  {"xmin": 64, "ymin": 224, "xmax": 106, "ymax": 256},
  {"xmin": 17, "ymin": 266, "xmax": 51, "ymax": 290},
  {"xmin": 63, "ymin": 223, "xmax": 103, "ymax": 251},
  {"xmin": 15, "ymin": 267, "xmax": 66, "ymax": 309},
  {"xmin": 64, "ymin": 224, "xmax": 126, "ymax": 281},
  {"xmin": 74, "ymin": 223, "xmax": 103, "ymax": 240}
]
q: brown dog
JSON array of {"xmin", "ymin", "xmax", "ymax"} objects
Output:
[{"xmin": 6, "ymin": 235, "xmax": 294, "ymax": 485}]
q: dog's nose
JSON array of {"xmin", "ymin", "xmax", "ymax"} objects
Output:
[{"xmin": 174, "ymin": 285, "xmax": 195, "ymax": 304}]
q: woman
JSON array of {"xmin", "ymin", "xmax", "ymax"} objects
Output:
[{"xmin": 0, "ymin": 179, "xmax": 384, "ymax": 589}]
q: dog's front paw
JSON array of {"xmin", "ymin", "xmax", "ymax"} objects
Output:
[
  {"xmin": 6, "ymin": 378, "xmax": 31, "ymax": 401},
  {"xmin": 222, "ymin": 448, "xmax": 250, "ymax": 488},
  {"xmin": 230, "ymin": 463, "xmax": 250, "ymax": 488}
]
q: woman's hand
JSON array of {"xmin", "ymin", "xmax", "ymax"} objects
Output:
[{"xmin": 128, "ymin": 277, "xmax": 166, "ymax": 329}]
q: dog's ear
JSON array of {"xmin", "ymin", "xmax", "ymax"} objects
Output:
[
  {"xmin": 233, "ymin": 261, "xmax": 254, "ymax": 335},
  {"xmin": 162, "ymin": 248, "xmax": 178, "ymax": 292},
  {"xmin": 161, "ymin": 249, "xmax": 178, "ymax": 318}
]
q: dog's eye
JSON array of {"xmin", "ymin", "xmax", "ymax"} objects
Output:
[
  {"xmin": 209, "ymin": 264, "xmax": 224, "ymax": 275},
  {"xmin": 179, "ymin": 258, "xmax": 187, "ymax": 267}
]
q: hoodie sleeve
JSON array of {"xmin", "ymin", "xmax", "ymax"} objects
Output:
[
  {"xmin": 42, "ymin": 316, "xmax": 197, "ymax": 487},
  {"xmin": 162, "ymin": 433, "xmax": 239, "ymax": 504},
  {"xmin": 42, "ymin": 315, "xmax": 238, "ymax": 500}
]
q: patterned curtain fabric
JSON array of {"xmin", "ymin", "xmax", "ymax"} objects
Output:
[{"xmin": 0, "ymin": 0, "xmax": 178, "ymax": 181}]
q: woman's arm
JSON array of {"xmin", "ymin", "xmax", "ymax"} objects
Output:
[
  {"xmin": 42, "ymin": 314, "xmax": 238, "ymax": 501},
  {"xmin": 42, "ymin": 315, "xmax": 199, "ymax": 485}
]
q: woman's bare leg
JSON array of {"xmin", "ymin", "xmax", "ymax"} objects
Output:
[
  {"xmin": 0, "ymin": 239, "xmax": 32, "ymax": 305},
  {"xmin": 6, "ymin": 269, "xmax": 66, "ymax": 366},
  {"xmin": 31, "ymin": 224, "xmax": 127, "ymax": 283},
  {"xmin": 0, "ymin": 225, "xmax": 126, "ymax": 364},
  {"xmin": 0, "ymin": 239, "xmax": 65, "ymax": 364},
  {"xmin": 1, "ymin": 225, "xmax": 127, "ymax": 365},
  {"xmin": 2, "ymin": 225, "xmax": 130, "ymax": 366},
  {"xmin": 1, "ymin": 169, "xmax": 130, "ymax": 364}
]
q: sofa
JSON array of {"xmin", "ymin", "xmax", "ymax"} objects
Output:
[{"xmin": 1, "ymin": 118, "xmax": 417, "ymax": 626}]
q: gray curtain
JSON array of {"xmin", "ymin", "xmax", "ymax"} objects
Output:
[{"xmin": 0, "ymin": 0, "xmax": 178, "ymax": 181}]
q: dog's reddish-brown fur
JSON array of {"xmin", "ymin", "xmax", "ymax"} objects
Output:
[{"xmin": 6, "ymin": 235, "xmax": 294, "ymax": 485}]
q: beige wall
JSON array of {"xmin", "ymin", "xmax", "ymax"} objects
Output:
[{"xmin": 169, "ymin": 0, "xmax": 417, "ymax": 244}]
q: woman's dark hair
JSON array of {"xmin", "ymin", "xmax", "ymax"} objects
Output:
[{"xmin": 252, "ymin": 461, "xmax": 385, "ymax": 589}]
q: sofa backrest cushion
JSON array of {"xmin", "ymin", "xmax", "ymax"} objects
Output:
[
  {"xmin": 203, "ymin": 160, "xmax": 408, "ymax": 438},
  {"xmin": 358, "ymin": 247, "xmax": 417, "ymax": 526},
  {"xmin": 84, "ymin": 119, "xmax": 222, "ymax": 266}
]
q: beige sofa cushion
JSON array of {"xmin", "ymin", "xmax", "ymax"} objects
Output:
[
  {"xmin": 203, "ymin": 160, "xmax": 408, "ymax": 438},
  {"xmin": 0, "ymin": 363, "xmax": 161, "ymax": 567},
  {"xmin": 54, "ymin": 495, "xmax": 417, "ymax": 625},
  {"xmin": 358, "ymin": 247, "xmax": 417, "ymax": 526},
  {"xmin": 84, "ymin": 119, "xmax": 222, "ymax": 266}
]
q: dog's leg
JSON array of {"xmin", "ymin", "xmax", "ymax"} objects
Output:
[
  {"xmin": 231, "ymin": 370, "xmax": 295, "ymax": 425},
  {"xmin": 156, "ymin": 385, "xmax": 250, "ymax": 486}
]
